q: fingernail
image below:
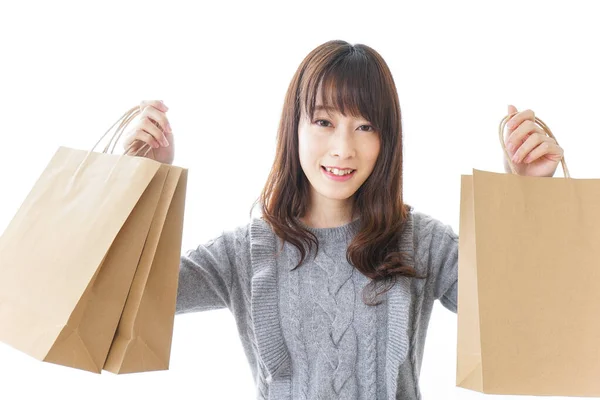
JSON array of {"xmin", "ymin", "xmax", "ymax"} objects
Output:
[
  {"xmin": 512, "ymin": 154, "xmax": 519, "ymax": 163},
  {"xmin": 507, "ymin": 143, "xmax": 514, "ymax": 152},
  {"xmin": 163, "ymin": 138, "xmax": 170, "ymax": 147}
]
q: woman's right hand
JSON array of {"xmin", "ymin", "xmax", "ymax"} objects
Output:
[{"xmin": 123, "ymin": 100, "xmax": 174, "ymax": 165}]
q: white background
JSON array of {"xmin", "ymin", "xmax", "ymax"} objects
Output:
[{"xmin": 0, "ymin": 0, "xmax": 597, "ymax": 399}]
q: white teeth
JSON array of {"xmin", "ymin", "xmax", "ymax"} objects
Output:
[{"xmin": 325, "ymin": 167, "xmax": 354, "ymax": 176}]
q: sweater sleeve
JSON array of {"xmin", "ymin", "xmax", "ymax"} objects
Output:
[
  {"xmin": 175, "ymin": 224, "xmax": 249, "ymax": 314},
  {"xmin": 432, "ymin": 223, "xmax": 459, "ymax": 313},
  {"xmin": 416, "ymin": 212, "xmax": 459, "ymax": 314}
]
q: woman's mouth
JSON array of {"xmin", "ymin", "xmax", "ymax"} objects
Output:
[{"xmin": 321, "ymin": 166, "xmax": 356, "ymax": 182}]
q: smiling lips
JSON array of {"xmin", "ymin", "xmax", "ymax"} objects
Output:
[
  {"xmin": 322, "ymin": 166, "xmax": 355, "ymax": 175},
  {"xmin": 321, "ymin": 166, "xmax": 356, "ymax": 181}
]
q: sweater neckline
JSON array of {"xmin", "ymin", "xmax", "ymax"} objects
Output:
[{"xmin": 296, "ymin": 217, "xmax": 361, "ymax": 240}]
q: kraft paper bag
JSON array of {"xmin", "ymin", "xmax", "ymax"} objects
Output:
[
  {"xmin": 0, "ymin": 106, "xmax": 172, "ymax": 373},
  {"xmin": 104, "ymin": 165, "xmax": 187, "ymax": 374},
  {"xmin": 457, "ymin": 114, "xmax": 600, "ymax": 396}
]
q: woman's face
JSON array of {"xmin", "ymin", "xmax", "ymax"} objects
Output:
[{"xmin": 298, "ymin": 96, "xmax": 381, "ymax": 207}]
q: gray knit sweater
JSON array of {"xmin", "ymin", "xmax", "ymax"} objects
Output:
[{"xmin": 175, "ymin": 207, "xmax": 459, "ymax": 399}]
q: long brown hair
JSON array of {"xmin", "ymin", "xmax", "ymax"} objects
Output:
[{"xmin": 252, "ymin": 40, "xmax": 427, "ymax": 306}]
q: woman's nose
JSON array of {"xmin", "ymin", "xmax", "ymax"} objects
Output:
[{"xmin": 330, "ymin": 129, "xmax": 356, "ymax": 158}]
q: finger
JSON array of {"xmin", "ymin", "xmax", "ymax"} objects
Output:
[
  {"xmin": 505, "ymin": 105, "xmax": 518, "ymax": 142},
  {"xmin": 506, "ymin": 108, "xmax": 535, "ymax": 132},
  {"xmin": 139, "ymin": 99, "xmax": 168, "ymax": 113},
  {"xmin": 140, "ymin": 105, "xmax": 172, "ymax": 136},
  {"xmin": 523, "ymin": 141, "xmax": 564, "ymax": 164},
  {"xmin": 139, "ymin": 115, "xmax": 170, "ymax": 147},
  {"xmin": 513, "ymin": 134, "xmax": 555, "ymax": 164},
  {"xmin": 506, "ymin": 119, "xmax": 542, "ymax": 154},
  {"xmin": 123, "ymin": 129, "xmax": 161, "ymax": 151}
]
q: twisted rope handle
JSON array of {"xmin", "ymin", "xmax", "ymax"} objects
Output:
[
  {"xmin": 499, "ymin": 112, "xmax": 571, "ymax": 178},
  {"xmin": 91, "ymin": 105, "xmax": 153, "ymax": 158}
]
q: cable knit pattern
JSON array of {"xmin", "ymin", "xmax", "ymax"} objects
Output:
[
  {"xmin": 309, "ymin": 247, "xmax": 358, "ymax": 398},
  {"xmin": 175, "ymin": 207, "xmax": 459, "ymax": 400},
  {"xmin": 280, "ymin": 222, "xmax": 380, "ymax": 399},
  {"xmin": 362, "ymin": 289, "xmax": 378, "ymax": 397}
]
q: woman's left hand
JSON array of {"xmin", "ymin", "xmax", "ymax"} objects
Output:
[{"xmin": 503, "ymin": 104, "xmax": 564, "ymax": 177}]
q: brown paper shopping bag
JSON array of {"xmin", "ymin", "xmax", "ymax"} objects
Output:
[
  {"xmin": 457, "ymin": 113, "xmax": 600, "ymax": 396},
  {"xmin": 103, "ymin": 164, "xmax": 187, "ymax": 374},
  {"xmin": 0, "ymin": 106, "xmax": 183, "ymax": 373}
]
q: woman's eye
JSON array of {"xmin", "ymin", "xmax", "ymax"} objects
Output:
[
  {"xmin": 315, "ymin": 119, "xmax": 332, "ymax": 127},
  {"xmin": 314, "ymin": 120, "xmax": 374, "ymax": 132}
]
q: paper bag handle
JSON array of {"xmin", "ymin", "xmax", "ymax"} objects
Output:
[
  {"xmin": 499, "ymin": 112, "xmax": 571, "ymax": 178},
  {"xmin": 90, "ymin": 105, "xmax": 153, "ymax": 158}
]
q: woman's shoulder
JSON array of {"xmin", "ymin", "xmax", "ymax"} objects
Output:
[
  {"xmin": 410, "ymin": 207, "xmax": 458, "ymax": 241},
  {"xmin": 210, "ymin": 219, "xmax": 253, "ymax": 247},
  {"xmin": 213, "ymin": 217, "xmax": 269, "ymax": 249}
]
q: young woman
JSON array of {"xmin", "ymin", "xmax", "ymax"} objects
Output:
[{"xmin": 123, "ymin": 40, "xmax": 564, "ymax": 400}]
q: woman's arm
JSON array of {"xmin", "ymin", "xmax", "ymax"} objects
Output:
[
  {"xmin": 176, "ymin": 224, "xmax": 250, "ymax": 314},
  {"xmin": 415, "ymin": 212, "xmax": 459, "ymax": 313}
]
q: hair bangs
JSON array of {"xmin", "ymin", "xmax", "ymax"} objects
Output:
[{"xmin": 302, "ymin": 54, "xmax": 387, "ymax": 132}]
